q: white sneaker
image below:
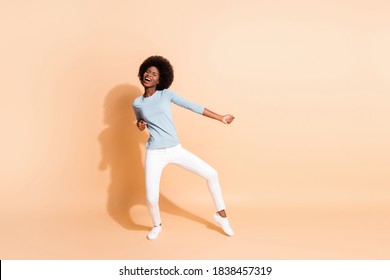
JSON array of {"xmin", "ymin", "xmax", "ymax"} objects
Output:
[
  {"xmin": 213, "ymin": 213, "xmax": 234, "ymax": 236},
  {"xmin": 147, "ymin": 225, "xmax": 162, "ymax": 240}
]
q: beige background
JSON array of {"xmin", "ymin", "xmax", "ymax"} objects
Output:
[{"xmin": 1, "ymin": 0, "xmax": 389, "ymax": 259}]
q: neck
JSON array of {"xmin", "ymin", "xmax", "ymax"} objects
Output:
[{"xmin": 143, "ymin": 86, "xmax": 157, "ymax": 97}]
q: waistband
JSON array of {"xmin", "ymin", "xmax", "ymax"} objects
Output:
[{"xmin": 146, "ymin": 144, "xmax": 182, "ymax": 153}]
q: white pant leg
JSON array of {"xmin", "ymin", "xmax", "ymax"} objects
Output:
[
  {"xmin": 145, "ymin": 149, "xmax": 167, "ymax": 226},
  {"xmin": 168, "ymin": 145, "xmax": 226, "ymax": 211}
]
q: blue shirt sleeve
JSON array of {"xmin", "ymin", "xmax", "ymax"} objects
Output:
[
  {"xmin": 169, "ymin": 90, "xmax": 205, "ymax": 114},
  {"xmin": 132, "ymin": 98, "xmax": 143, "ymax": 121}
]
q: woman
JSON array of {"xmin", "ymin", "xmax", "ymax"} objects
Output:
[{"xmin": 132, "ymin": 56, "xmax": 234, "ymax": 240}]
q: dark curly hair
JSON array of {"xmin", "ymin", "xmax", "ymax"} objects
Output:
[{"xmin": 138, "ymin": 56, "xmax": 174, "ymax": 90}]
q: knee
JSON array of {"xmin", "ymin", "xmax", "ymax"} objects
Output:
[{"xmin": 206, "ymin": 167, "xmax": 219, "ymax": 181}]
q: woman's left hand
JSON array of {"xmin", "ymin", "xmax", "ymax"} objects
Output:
[{"xmin": 221, "ymin": 114, "xmax": 235, "ymax": 124}]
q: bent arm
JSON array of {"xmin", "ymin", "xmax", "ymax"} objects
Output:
[{"xmin": 133, "ymin": 104, "xmax": 147, "ymax": 131}]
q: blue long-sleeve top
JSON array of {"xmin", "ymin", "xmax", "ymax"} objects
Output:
[{"xmin": 132, "ymin": 89, "xmax": 205, "ymax": 149}]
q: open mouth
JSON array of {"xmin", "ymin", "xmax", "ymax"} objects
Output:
[{"xmin": 144, "ymin": 77, "xmax": 152, "ymax": 82}]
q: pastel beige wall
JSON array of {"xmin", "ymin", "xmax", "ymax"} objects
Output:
[{"xmin": 1, "ymin": 0, "xmax": 389, "ymax": 258}]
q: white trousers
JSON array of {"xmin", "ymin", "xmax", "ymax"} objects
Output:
[{"xmin": 145, "ymin": 144, "xmax": 226, "ymax": 226}]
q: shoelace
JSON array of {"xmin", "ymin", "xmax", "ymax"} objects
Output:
[{"xmin": 150, "ymin": 227, "xmax": 160, "ymax": 233}]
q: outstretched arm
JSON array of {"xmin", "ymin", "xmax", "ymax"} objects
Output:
[{"xmin": 203, "ymin": 108, "xmax": 235, "ymax": 124}]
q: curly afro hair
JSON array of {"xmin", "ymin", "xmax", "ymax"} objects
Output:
[{"xmin": 138, "ymin": 56, "xmax": 174, "ymax": 90}]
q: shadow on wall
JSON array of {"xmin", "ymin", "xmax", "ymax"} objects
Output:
[
  {"xmin": 98, "ymin": 84, "xmax": 220, "ymax": 234},
  {"xmin": 98, "ymin": 84, "xmax": 148, "ymax": 230}
]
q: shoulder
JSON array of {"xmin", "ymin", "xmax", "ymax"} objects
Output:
[
  {"xmin": 158, "ymin": 89, "xmax": 176, "ymax": 100},
  {"xmin": 163, "ymin": 88, "xmax": 179, "ymax": 98},
  {"xmin": 162, "ymin": 88, "xmax": 174, "ymax": 95},
  {"xmin": 132, "ymin": 96, "xmax": 143, "ymax": 107}
]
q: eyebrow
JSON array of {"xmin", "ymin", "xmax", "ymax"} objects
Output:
[{"xmin": 147, "ymin": 69, "xmax": 158, "ymax": 75}]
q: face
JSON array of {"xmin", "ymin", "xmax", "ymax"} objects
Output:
[{"xmin": 142, "ymin": 66, "xmax": 160, "ymax": 88}]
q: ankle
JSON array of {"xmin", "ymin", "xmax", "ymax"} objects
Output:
[{"xmin": 217, "ymin": 210, "xmax": 227, "ymax": 218}]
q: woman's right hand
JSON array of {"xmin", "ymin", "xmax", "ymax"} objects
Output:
[{"xmin": 137, "ymin": 119, "xmax": 147, "ymax": 131}]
